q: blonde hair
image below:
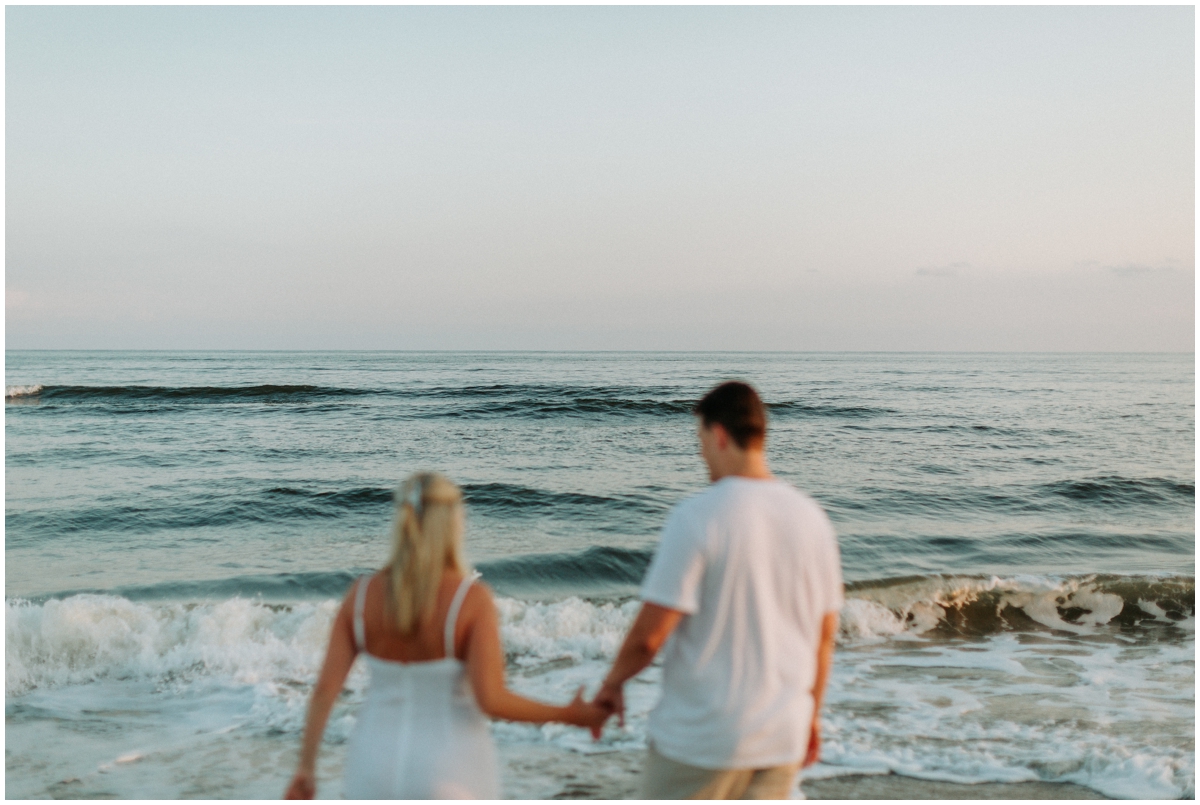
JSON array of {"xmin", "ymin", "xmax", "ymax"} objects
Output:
[{"xmin": 388, "ymin": 472, "xmax": 468, "ymax": 635}]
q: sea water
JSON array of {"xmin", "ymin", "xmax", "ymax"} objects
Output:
[{"xmin": 5, "ymin": 352, "xmax": 1194, "ymax": 799}]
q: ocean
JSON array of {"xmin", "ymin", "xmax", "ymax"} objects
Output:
[{"xmin": 5, "ymin": 351, "xmax": 1194, "ymax": 799}]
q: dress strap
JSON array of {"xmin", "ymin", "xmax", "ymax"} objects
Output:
[
  {"xmin": 352, "ymin": 574, "xmax": 371, "ymax": 653},
  {"xmin": 444, "ymin": 571, "xmax": 481, "ymax": 658}
]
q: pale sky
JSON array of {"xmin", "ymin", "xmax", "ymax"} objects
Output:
[{"xmin": 6, "ymin": 6, "xmax": 1194, "ymax": 351}]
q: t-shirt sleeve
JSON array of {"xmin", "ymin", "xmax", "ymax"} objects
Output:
[{"xmin": 639, "ymin": 505, "xmax": 706, "ymax": 615}]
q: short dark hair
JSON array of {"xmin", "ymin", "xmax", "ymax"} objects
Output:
[{"xmin": 693, "ymin": 381, "xmax": 767, "ymax": 449}]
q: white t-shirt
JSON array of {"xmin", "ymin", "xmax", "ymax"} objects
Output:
[{"xmin": 640, "ymin": 476, "xmax": 844, "ymax": 770}]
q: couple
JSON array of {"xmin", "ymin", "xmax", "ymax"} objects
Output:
[{"xmin": 285, "ymin": 382, "xmax": 843, "ymax": 800}]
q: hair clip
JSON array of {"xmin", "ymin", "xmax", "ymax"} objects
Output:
[{"xmin": 404, "ymin": 475, "xmax": 425, "ymax": 519}]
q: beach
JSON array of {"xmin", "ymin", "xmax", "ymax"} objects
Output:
[
  {"xmin": 6, "ymin": 352, "xmax": 1194, "ymax": 799},
  {"xmin": 498, "ymin": 746, "xmax": 1111, "ymax": 800},
  {"xmin": 7, "ymin": 734, "xmax": 1110, "ymax": 800},
  {"xmin": 498, "ymin": 746, "xmax": 1112, "ymax": 799}
]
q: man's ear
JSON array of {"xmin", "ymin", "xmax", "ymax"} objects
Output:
[{"xmin": 712, "ymin": 423, "xmax": 729, "ymax": 450}]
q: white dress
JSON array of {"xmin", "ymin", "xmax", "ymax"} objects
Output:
[{"xmin": 342, "ymin": 572, "xmax": 500, "ymax": 799}]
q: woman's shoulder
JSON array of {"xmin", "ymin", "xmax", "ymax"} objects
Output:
[
  {"xmin": 350, "ymin": 569, "xmax": 387, "ymax": 594},
  {"xmin": 460, "ymin": 576, "xmax": 495, "ymax": 615},
  {"xmin": 337, "ymin": 570, "xmax": 384, "ymax": 612}
]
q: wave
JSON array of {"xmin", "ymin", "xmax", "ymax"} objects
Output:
[
  {"xmin": 827, "ymin": 474, "xmax": 1195, "ymax": 518},
  {"xmin": 5, "ymin": 594, "xmax": 340, "ymax": 697},
  {"xmin": 7, "ymin": 579, "xmax": 1191, "ymax": 800},
  {"xmin": 36, "ymin": 548, "xmax": 655, "ymax": 603},
  {"xmin": 6, "ymin": 486, "xmax": 398, "ymax": 537},
  {"xmin": 28, "ymin": 555, "xmax": 1195, "ymax": 630},
  {"xmin": 463, "ymin": 483, "xmax": 666, "ymax": 515},
  {"xmin": 262, "ymin": 483, "xmax": 660, "ymax": 518},
  {"xmin": 442, "ymin": 399, "xmax": 694, "ymax": 419},
  {"xmin": 400, "ymin": 383, "xmax": 891, "ymax": 418},
  {"xmin": 6, "ymin": 483, "xmax": 667, "ymax": 541},
  {"xmin": 5, "ymin": 384, "xmax": 44, "ymax": 398},
  {"xmin": 45, "ymin": 570, "xmax": 367, "ymax": 603},
  {"xmin": 2, "ymin": 590, "xmax": 641, "ymax": 697},
  {"xmin": 416, "ymin": 384, "xmax": 891, "ymax": 419},
  {"xmin": 16, "ymin": 472, "xmax": 1189, "ymax": 549},
  {"xmin": 770, "ymin": 400, "xmax": 892, "ymax": 418},
  {"xmin": 479, "ymin": 546, "xmax": 654, "ymax": 592},
  {"xmin": 264, "ymin": 485, "xmax": 394, "ymax": 507},
  {"xmin": 841, "ymin": 573, "xmax": 1194, "ymax": 640},
  {"xmin": 1041, "ymin": 476, "xmax": 1195, "ymax": 506},
  {"xmin": 6, "ymin": 382, "xmax": 891, "ymax": 421},
  {"xmin": 6, "ymin": 384, "xmax": 373, "ymax": 402},
  {"xmin": 7, "ymin": 571, "xmax": 1192, "ymax": 697}
]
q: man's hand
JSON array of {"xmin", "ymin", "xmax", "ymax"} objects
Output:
[
  {"xmin": 804, "ymin": 719, "xmax": 821, "ymax": 767},
  {"xmin": 592, "ymin": 680, "xmax": 625, "ymax": 737},
  {"xmin": 806, "ymin": 612, "xmax": 837, "ymax": 769},
  {"xmin": 565, "ymin": 686, "xmax": 611, "ymax": 740}
]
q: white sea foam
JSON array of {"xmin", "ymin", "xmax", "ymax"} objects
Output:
[
  {"xmin": 5, "ymin": 595, "xmax": 340, "ymax": 696},
  {"xmin": 822, "ymin": 631, "xmax": 1195, "ymax": 799},
  {"xmin": 496, "ymin": 596, "xmax": 641, "ymax": 662},
  {"xmin": 6, "ymin": 384, "xmax": 43, "ymax": 398},
  {"xmin": 5, "ymin": 589, "xmax": 1194, "ymax": 799}
]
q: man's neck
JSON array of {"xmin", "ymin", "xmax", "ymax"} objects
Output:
[{"xmin": 710, "ymin": 452, "xmax": 773, "ymax": 482}]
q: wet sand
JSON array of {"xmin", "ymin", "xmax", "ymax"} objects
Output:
[
  {"xmin": 498, "ymin": 745, "xmax": 1110, "ymax": 800},
  {"xmin": 17, "ymin": 736, "xmax": 1111, "ymax": 798},
  {"xmin": 801, "ymin": 774, "xmax": 1109, "ymax": 800}
]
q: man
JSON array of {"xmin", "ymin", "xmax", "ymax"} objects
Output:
[{"xmin": 594, "ymin": 381, "xmax": 843, "ymax": 799}]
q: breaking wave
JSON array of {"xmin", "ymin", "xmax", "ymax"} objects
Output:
[
  {"xmin": 7, "ymin": 573, "xmax": 1192, "ymax": 800},
  {"xmin": 11, "ymin": 571, "xmax": 1191, "ymax": 696},
  {"xmin": 5, "ymin": 384, "xmax": 44, "ymax": 398},
  {"xmin": 841, "ymin": 573, "xmax": 1194, "ymax": 639}
]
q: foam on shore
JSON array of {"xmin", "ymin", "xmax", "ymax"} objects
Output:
[{"xmin": 6, "ymin": 579, "xmax": 1194, "ymax": 799}]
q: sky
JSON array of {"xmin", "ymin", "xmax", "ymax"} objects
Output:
[{"xmin": 5, "ymin": 6, "xmax": 1194, "ymax": 351}]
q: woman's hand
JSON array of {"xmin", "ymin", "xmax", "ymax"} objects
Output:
[
  {"xmin": 565, "ymin": 686, "xmax": 611, "ymax": 738},
  {"xmin": 284, "ymin": 769, "xmax": 316, "ymax": 799},
  {"xmin": 285, "ymin": 584, "xmax": 360, "ymax": 799}
]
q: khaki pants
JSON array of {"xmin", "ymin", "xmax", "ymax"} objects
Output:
[{"xmin": 639, "ymin": 745, "xmax": 801, "ymax": 800}]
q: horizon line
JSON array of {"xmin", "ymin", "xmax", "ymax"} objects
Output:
[{"xmin": 4, "ymin": 348, "xmax": 1195, "ymax": 356}]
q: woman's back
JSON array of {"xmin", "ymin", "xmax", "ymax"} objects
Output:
[
  {"xmin": 285, "ymin": 473, "xmax": 605, "ymax": 801},
  {"xmin": 342, "ymin": 571, "xmax": 500, "ymax": 799},
  {"xmin": 355, "ymin": 570, "xmax": 476, "ymax": 662}
]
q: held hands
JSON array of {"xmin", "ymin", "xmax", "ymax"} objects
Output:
[
  {"xmin": 590, "ymin": 680, "xmax": 625, "ymax": 739},
  {"xmin": 566, "ymin": 686, "xmax": 610, "ymax": 739},
  {"xmin": 283, "ymin": 769, "xmax": 315, "ymax": 799}
]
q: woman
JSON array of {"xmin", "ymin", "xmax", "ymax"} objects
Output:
[{"xmin": 284, "ymin": 472, "xmax": 607, "ymax": 799}]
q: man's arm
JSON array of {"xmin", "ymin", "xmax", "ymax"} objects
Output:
[
  {"xmin": 592, "ymin": 602, "xmax": 685, "ymax": 734},
  {"xmin": 805, "ymin": 611, "xmax": 839, "ymax": 767}
]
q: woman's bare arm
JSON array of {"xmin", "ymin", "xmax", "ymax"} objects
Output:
[
  {"xmin": 284, "ymin": 590, "xmax": 359, "ymax": 799},
  {"xmin": 464, "ymin": 585, "xmax": 606, "ymax": 730}
]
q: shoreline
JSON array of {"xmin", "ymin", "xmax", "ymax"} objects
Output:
[{"xmin": 496, "ymin": 746, "xmax": 1111, "ymax": 800}]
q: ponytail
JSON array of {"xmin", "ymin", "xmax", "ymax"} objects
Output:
[{"xmin": 388, "ymin": 472, "xmax": 467, "ymax": 634}]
